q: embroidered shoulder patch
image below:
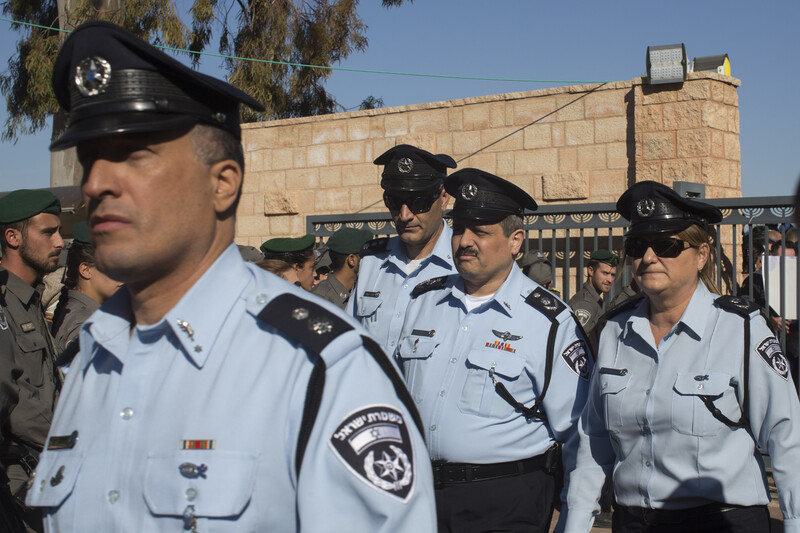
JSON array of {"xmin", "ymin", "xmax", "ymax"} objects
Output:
[
  {"xmin": 756, "ymin": 336, "xmax": 789, "ymax": 380},
  {"xmin": 561, "ymin": 340, "xmax": 590, "ymax": 379},
  {"xmin": 574, "ymin": 308, "xmax": 592, "ymax": 327},
  {"xmin": 330, "ymin": 405, "xmax": 415, "ymax": 502}
]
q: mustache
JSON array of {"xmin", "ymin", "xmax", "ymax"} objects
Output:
[{"xmin": 455, "ymin": 247, "xmax": 478, "ymax": 258}]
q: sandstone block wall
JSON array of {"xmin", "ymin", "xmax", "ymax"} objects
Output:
[{"xmin": 237, "ymin": 71, "xmax": 740, "ymax": 247}]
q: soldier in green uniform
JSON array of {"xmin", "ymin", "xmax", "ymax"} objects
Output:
[
  {"xmin": 0, "ymin": 189, "xmax": 64, "ymax": 532},
  {"xmin": 312, "ymin": 228, "xmax": 373, "ymax": 309},
  {"xmin": 567, "ymin": 249, "xmax": 618, "ymax": 338}
]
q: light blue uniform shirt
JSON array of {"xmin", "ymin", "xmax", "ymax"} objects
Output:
[
  {"xmin": 565, "ymin": 281, "xmax": 800, "ymax": 533},
  {"xmin": 27, "ymin": 244, "xmax": 436, "ymax": 532},
  {"xmin": 347, "ymin": 222, "xmax": 455, "ymax": 354},
  {"xmin": 396, "ymin": 265, "xmax": 592, "ymax": 523}
]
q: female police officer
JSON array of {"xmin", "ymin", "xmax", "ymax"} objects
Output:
[{"xmin": 563, "ymin": 181, "xmax": 800, "ymax": 533}]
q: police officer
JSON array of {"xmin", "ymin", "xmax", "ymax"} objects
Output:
[
  {"xmin": 0, "ymin": 189, "xmax": 64, "ymax": 532},
  {"xmin": 564, "ymin": 181, "xmax": 800, "ymax": 533},
  {"xmin": 347, "ymin": 144, "xmax": 457, "ymax": 353},
  {"xmin": 51, "ymin": 222, "xmax": 121, "ymax": 357},
  {"xmin": 260, "ymin": 235, "xmax": 316, "ymax": 291},
  {"xmin": 311, "ymin": 227, "xmax": 373, "ymax": 309},
  {"xmin": 396, "ymin": 168, "xmax": 592, "ymax": 533},
  {"xmin": 567, "ymin": 249, "xmax": 618, "ymax": 336},
  {"xmin": 27, "ymin": 21, "xmax": 436, "ymax": 531}
]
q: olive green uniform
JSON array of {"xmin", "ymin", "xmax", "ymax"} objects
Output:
[
  {"xmin": 0, "ymin": 268, "xmax": 61, "ymax": 510},
  {"xmin": 52, "ymin": 290, "xmax": 99, "ymax": 354},
  {"xmin": 311, "ymin": 274, "xmax": 351, "ymax": 309},
  {"xmin": 567, "ymin": 281, "xmax": 604, "ymax": 336}
]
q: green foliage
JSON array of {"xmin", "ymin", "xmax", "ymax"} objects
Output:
[{"xmin": 0, "ymin": 0, "xmax": 412, "ymax": 141}]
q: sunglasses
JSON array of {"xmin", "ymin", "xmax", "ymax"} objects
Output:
[
  {"xmin": 383, "ymin": 189, "xmax": 441, "ymax": 214},
  {"xmin": 624, "ymin": 237, "xmax": 696, "ymax": 258}
]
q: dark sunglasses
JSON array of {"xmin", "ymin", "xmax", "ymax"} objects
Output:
[
  {"xmin": 624, "ymin": 237, "xmax": 696, "ymax": 258},
  {"xmin": 383, "ymin": 189, "xmax": 441, "ymax": 214}
]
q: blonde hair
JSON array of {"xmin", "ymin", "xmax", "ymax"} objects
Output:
[{"xmin": 674, "ymin": 224, "xmax": 721, "ymax": 295}]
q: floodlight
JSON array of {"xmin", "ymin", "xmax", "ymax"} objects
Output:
[
  {"xmin": 692, "ymin": 54, "xmax": 730, "ymax": 76},
  {"xmin": 646, "ymin": 43, "xmax": 687, "ymax": 85}
]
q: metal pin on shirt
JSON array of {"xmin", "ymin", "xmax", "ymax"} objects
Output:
[
  {"xmin": 183, "ymin": 505, "xmax": 198, "ymax": 532},
  {"xmin": 177, "ymin": 320, "xmax": 195, "ymax": 341}
]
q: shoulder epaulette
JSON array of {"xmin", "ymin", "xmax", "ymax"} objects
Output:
[
  {"xmin": 606, "ymin": 293, "xmax": 646, "ymax": 320},
  {"xmin": 525, "ymin": 287, "xmax": 567, "ymax": 321},
  {"xmin": 256, "ymin": 293, "xmax": 354, "ymax": 356},
  {"xmin": 411, "ymin": 275, "xmax": 449, "ymax": 298},
  {"xmin": 714, "ymin": 295, "xmax": 759, "ymax": 317},
  {"xmin": 360, "ymin": 237, "xmax": 389, "ymax": 256}
]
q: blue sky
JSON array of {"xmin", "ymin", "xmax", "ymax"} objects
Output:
[{"xmin": 0, "ymin": 0, "xmax": 797, "ymax": 198}]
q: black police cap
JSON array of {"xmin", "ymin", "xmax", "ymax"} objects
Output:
[
  {"xmin": 616, "ymin": 181, "xmax": 722, "ymax": 237},
  {"xmin": 444, "ymin": 168, "xmax": 537, "ymax": 222},
  {"xmin": 374, "ymin": 144, "xmax": 456, "ymax": 192},
  {"xmin": 50, "ymin": 21, "xmax": 265, "ymax": 151}
]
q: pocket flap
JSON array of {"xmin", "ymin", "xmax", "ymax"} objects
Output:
[
  {"xmin": 674, "ymin": 372, "xmax": 731, "ymax": 397},
  {"xmin": 466, "ymin": 350, "xmax": 525, "ymax": 378},
  {"xmin": 16, "ymin": 331, "xmax": 46, "ymax": 353},
  {"xmin": 26, "ymin": 450, "xmax": 84, "ymax": 508},
  {"xmin": 600, "ymin": 373, "xmax": 630, "ymax": 395},
  {"xmin": 144, "ymin": 450, "xmax": 258, "ymax": 517},
  {"xmin": 356, "ymin": 297, "xmax": 382, "ymax": 318},
  {"xmin": 397, "ymin": 337, "xmax": 438, "ymax": 360}
]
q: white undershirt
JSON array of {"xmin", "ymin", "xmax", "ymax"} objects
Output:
[
  {"xmin": 404, "ymin": 258, "xmax": 423, "ymax": 275},
  {"xmin": 464, "ymin": 293, "xmax": 494, "ymax": 312}
]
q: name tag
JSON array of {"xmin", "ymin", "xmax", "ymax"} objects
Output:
[
  {"xmin": 20, "ymin": 322, "xmax": 35, "ymax": 333},
  {"xmin": 364, "ymin": 291, "xmax": 381, "ymax": 298},
  {"xmin": 48, "ymin": 431, "xmax": 79, "ymax": 450},
  {"xmin": 411, "ymin": 329, "xmax": 435, "ymax": 337}
]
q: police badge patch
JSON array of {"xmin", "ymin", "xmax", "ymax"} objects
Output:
[
  {"xmin": 561, "ymin": 340, "xmax": 590, "ymax": 379},
  {"xmin": 757, "ymin": 336, "xmax": 789, "ymax": 380},
  {"xmin": 330, "ymin": 405, "xmax": 414, "ymax": 502},
  {"xmin": 574, "ymin": 308, "xmax": 592, "ymax": 327}
]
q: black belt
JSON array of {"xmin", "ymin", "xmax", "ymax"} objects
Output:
[
  {"xmin": 0, "ymin": 444, "xmax": 39, "ymax": 477},
  {"xmin": 617, "ymin": 503, "xmax": 758, "ymax": 526},
  {"xmin": 432, "ymin": 453, "xmax": 547, "ymax": 487}
]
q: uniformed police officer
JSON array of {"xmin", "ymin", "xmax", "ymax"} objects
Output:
[
  {"xmin": 396, "ymin": 168, "xmax": 592, "ymax": 533},
  {"xmin": 27, "ymin": 21, "xmax": 436, "ymax": 531},
  {"xmin": 311, "ymin": 227, "xmax": 373, "ymax": 309},
  {"xmin": 0, "ymin": 189, "xmax": 64, "ymax": 532},
  {"xmin": 564, "ymin": 181, "xmax": 800, "ymax": 533},
  {"xmin": 260, "ymin": 234, "xmax": 316, "ymax": 291},
  {"xmin": 567, "ymin": 249, "xmax": 618, "ymax": 337},
  {"xmin": 347, "ymin": 144, "xmax": 457, "ymax": 353}
]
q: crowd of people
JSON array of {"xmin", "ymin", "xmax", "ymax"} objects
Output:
[{"xmin": 0, "ymin": 19, "xmax": 798, "ymax": 533}]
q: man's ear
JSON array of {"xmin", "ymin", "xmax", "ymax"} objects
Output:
[
  {"xmin": 3, "ymin": 227, "xmax": 21, "ymax": 250},
  {"xmin": 210, "ymin": 160, "xmax": 243, "ymax": 215},
  {"xmin": 347, "ymin": 253, "xmax": 358, "ymax": 268},
  {"xmin": 509, "ymin": 228, "xmax": 524, "ymax": 256}
]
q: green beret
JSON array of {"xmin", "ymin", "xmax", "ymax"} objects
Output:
[
  {"xmin": 260, "ymin": 234, "xmax": 315, "ymax": 255},
  {"xmin": 0, "ymin": 189, "xmax": 61, "ymax": 224},
  {"xmin": 71, "ymin": 221, "xmax": 91, "ymax": 244},
  {"xmin": 590, "ymin": 249, "xmax": 619, "ymax": 266},
  {"xmin": 327, "ymin": 228, "xmax": 374, "ymax": 255}
]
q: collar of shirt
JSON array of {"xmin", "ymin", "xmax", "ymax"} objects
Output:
[
  {"xmin": 325, "ymin": 273, "xmax": 349, "ymax": 296},
  {"xmin": 67, "ymin": 289, "xmax": 101, "ymax": 312},
  {"xmin": 444, "ymin": 263, "xmax": 528, "ymax": 319},
  {"xmin": 625, "ymin": 281, "xmax": 711, "ymax": 351},
  {"xmin": 583, "ymin": 280, "xmax": 602, "ymax": 304},
  {"xmin": 0, "ymin": 266, "xmax": 38, "ymax": 307},
  {"xmin": 384, "ymin": 221, "xmax": 453, "ymax": 273},
  {"xmin": 82, "ymin": 243, "xmax": 250, "ymax": 370}
]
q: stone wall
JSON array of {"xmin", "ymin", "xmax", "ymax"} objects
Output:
[{"xmin": 237, "ymin": 72, "xmax": 741, "ymax": 247}]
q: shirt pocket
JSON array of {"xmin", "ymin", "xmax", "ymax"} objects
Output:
[
  {"xmin": 355, "ymin": 296, "xmax": 383, "ymax": 322},
  {"xmin": 671, "ymin": 372, "xmax": 738, "ymax": 437},
  {"xmin": 143, "ymin": 450, "xmax": 258, "ymax": 527},
  {"xmin": 396, "ymin": 337, "xmax": 438, "ymax": 403},
  {"xmin": 599, "ymin": 372, "xmax": 631, "ymax": 433},
  {"xmin": 458, "ymin": 349, "xmax": 526, "ymax": 418},
  {"xmin": 26, "ymin": 449, "xmax": 84, "ymax": 522},
  {"xmin": 16, "ymin": 332, "xmax": 46, "ymax": 387}
]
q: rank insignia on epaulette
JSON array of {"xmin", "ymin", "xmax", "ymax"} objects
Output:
[
  {"xmin": 361, "ymin": 237, "xmax": 389, "ymax": 256},
  {"xmin": 411, "ymin": 276, "xmax": 448, "ymax": 297},
  {"xmin": 181, "ymin": 440, "xmax": 215, "ymax": 450}
]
